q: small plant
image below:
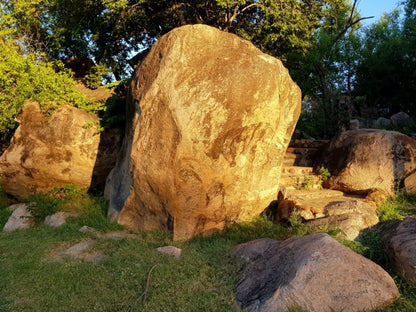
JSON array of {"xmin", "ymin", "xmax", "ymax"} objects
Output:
[
  {"xmin": 296, "ymin": 176, "xmax": 314, "ymax": 190},
  {"xmin": 319, "ymin": 166, "xmax": 331, "ymax": 182},
  {"xmin": 85, "ymin": 63, "xmax": 110, "ymax": 90}
]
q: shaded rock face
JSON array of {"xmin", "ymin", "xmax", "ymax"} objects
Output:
[
  {"xmin": 306, "ymin": 200, "xmax": 379, "ymax": 240},
  {"xmin": 381, "ymin": 216, "xmax": 416, "ymax": 281},
  {"xmin": 318, "ymin": 129, "xmax": 416, "ymax": 195},
  {"xmin": 0, "ymin": 102, "xmax": 121, "ymax": 199},
  {"xmin": 233, "ymin": 234, "xmax": 399, "ymax": 312},
  {"xmin": 105, "ymin": 24, "xmax": 301, "ymax": 240}
]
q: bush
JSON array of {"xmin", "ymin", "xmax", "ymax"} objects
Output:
[
  {"xmin": 0, "ymin": 39, "xmax": 89, "ymax": 144},
  {"xmin": 85, "ymin": 63, "xmax": 110, "ymax": 90}
]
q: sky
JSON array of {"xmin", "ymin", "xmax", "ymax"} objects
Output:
[{"xmin": 357, "ymin": 0, "xmax": 402, "ymax": 25}]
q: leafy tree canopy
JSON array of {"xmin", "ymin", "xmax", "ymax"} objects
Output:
[{"xmin": 0, "ymin": 0, "xmax": 343, "ymax": 78}]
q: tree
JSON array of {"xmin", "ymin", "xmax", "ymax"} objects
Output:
[
  {"xmin": 354, "ymin": 6, "xmax": 416, "ymax": 116},
  {"xmin": 288, "ymin": 0, "xmax": 371, "ymax": 138},
  {"xmin": 0, "ymin": 0, "xmax": 341, "ymax": 79}
]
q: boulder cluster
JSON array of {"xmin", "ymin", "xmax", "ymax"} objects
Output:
[{"xmin": 1, "ymin": 24, "xmax": 416, "ymax": 311}]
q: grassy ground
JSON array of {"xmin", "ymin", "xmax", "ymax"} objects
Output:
[{"xmin": 0, "ymin": 186, "xmax": 416, "ymax": 312}]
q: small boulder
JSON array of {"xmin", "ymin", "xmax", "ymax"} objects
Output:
[
  {"xmin": 155, "ymin": 246, "xmax": 182, "ymax": 259},
  {"xmin": 375, "ymin": 117, "xmax": 392, "ymax": 129},
  {"xmin": 44, "ymin": 211, "xmax": 79, "ymax": 228},
  {"xmin": 306, "ymin": 200, "xmax": 379, "ymax": 240},
  {"xmin": 349, "ymin": 119, "xmax": 359, "ymax": 130},
  {"xmin": 2, "ymin": 203, "xmax": 34, "ymax": 232},
  {"xmin": 318, "ymin": 129, "xmax": 416, "ymax": 195},
  {"xmin": 381, "ymin": 216, "xmax": 416, "ymax": 281},
  {"xmin": 390, "ymin": 112, "xmax": 414, "ymax": 128},
  {"xmin": 233, "ymin": 234, "xmax": 399, "ymax": 312}
]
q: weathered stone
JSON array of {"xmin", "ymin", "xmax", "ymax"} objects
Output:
[
  {"xmin": 105, "ymin": 25, "xmax": 301, "ymax": 240},
  {"xmin": 0, "ymin": 102, "xmax": 121, "ymax": 199},
  {"xmin": 318, "ymin": 129, "xmax": 416, "ymax": 195},
  {"xmin": 390, "ymin": 112, "xmax": 414, "ymax": 128},
  {"xmin": 306, "ymin": 200, "xmax": 379, "ymax": 240},
  {"xmin": 381, "ymin": 216, "xmax": 416, "ymax": 281},
  {"xmin": 375, "ymin": 117, "xmax": 392, "ymax": 129},
  {"xmin": 156, "ymin": 246, "xmax": 182, "ymax": 259},
  {"xmin": 44, "ymin": 211, "xmax": 79, "ymax": 228},
  {"xmin": 2, "ymin": 203, "xmax": 34, "ymax": 232},
  {"xmin": 349, "ymin": 119, "xmax": 359, "ymax": 130},
  {"xmin": 233, "ymin": 234, "xmax": 399, "ymax": 312}
]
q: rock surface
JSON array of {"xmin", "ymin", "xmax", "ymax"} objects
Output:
[
  {"xmin": 381, "ymin": 216, "xmax": 416, "ymax": 281},
  {"xmin": 318, "ymin": 129, "xmax": 416, "ymax": 195},
  {"xmin": 2, "ymin": 203, "xmax": 34, "ymax": 232},
  {"xmin": 105, "ymin": 25, "xmax": 301, "ymax": 240},
  {"xmin": 156, "ymin": 246, "xmax": 182, "ymax": 259},
  {"xmin": 390, "ymin": 112, "xmax": 414, "ymax": 128},
  {"xmin": 306, "ymin": 200, "xmax": 379, "ymax": 240},
  {"xmin": 44, "ymin": 211, "xmax": 80, "ymax": 227},
  {"xmin": 233, "ymin": 234, "xmax": 399, "ymax": 312},
  {"xmin": 0, "ymin": 102, "xmax": 121, "ymax": 199}
]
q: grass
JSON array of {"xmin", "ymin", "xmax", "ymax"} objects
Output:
[{"xmin": 1, "ymin": 185, "xmax": 416, "ymax": 311}]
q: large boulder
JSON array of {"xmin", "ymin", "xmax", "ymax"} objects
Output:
[
  {"xmin": 0, "ymin": 102, "xmax": 121, "ymax": 199},
  {"xmin": 105, "ymin": 25, "xmax": 301, "ymax": 240},
  {"xmin": 233, "ymin": 234, "xmax": 399, "ymax": 312},
  {"xmin": 318, "ymin": 129, "xmax": 416, "ymax": 195},
  {"xmin": 381, "ymin": 216, "xmax": 416, "ymax": 281}
]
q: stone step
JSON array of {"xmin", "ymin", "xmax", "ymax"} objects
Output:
[
  {"xmin": 281, "ymin": 166, "xmax": 314, "ymax": 175},
  {"xmin": 278, "ymin": 188, "xmax": 369, "ymax": 221},
  {"xmin": 280, "ymin": 175, "xmax": 322, "ymax": 189}
]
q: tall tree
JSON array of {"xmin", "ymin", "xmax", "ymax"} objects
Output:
[
  {"xmin": 354, "ymin": 7, "xmax": 416, "ymax": 116},
  {"xmin": 0, "ymin": 0, "xmax": 342, "ymax": 78}
]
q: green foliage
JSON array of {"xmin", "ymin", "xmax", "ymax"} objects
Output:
[
  {"xmin": 0, "ymin": 175, "xmax": 11, "ymax": 229},
  {"xmin": 26, "ymin": 185, "xmax": 112, "ymax": 227},
  {"xmin": 295, "ymin": 176, "xmax": 315, "ymax": 190},
  {"xmin": 85, "ymin": 63, "xmax": 110, "ymax": 90},
  {"xmin": 353, "ymin": 1, "xmax": 416, "ymax": 117},
  {"xmin": 377, "ymin": 193, "xmax": 416, "ymax": 222},
  {"xmin": 0, "ymin": 39, "xmax": 89, "ymax": 143}
]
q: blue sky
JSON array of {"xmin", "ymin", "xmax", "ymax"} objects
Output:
[{"xmin": 358, "ymin": 0, "xmax": 402, "ymax": 25}]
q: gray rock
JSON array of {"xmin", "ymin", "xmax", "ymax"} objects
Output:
[
  {"xmin": 156, "ymin": 246, "xmax": 182, "ymax": 259},
  {"xmin": 2, "ymin": 203, "xmax": 34, "ymax": 232},
  {"xmin": 381, "ymin": 216, "xmax": 416, "ymax": 281},
  {"xmin": 79, "ymin": 225, "xmax": 97, "ymax": 233},
  {"xmin": 349, "ymin": 119, "xmax": 359, "ymax": 130},
  {"xmin": 306, "ymin": 200, "xmax": 379, "ymax": 240},
  {"xmin": 233, "ymin": 233, "xmax": 399, "ymax": 312},
  {"xmin": 390, "ymin": 112, "xmax": 414, "ymax": 128},
  {"xmin": 44, "ymin": 211, "xmax": 79, "ymax": 227},
  {"xmin": 375, "ymin": 117, "xmax": 391, "ymax": 128}
]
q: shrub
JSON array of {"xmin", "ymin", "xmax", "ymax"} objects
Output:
[
  {"xmin": 0, "ymin": 39, "xmax": 89, "ymax": 144},
  {"xmin": 85, "ymin": 63, "xmax": 110, "ymax": 90}
]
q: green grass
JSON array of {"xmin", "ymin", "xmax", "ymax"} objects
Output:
[
  {"xmin": 377, "ymin": 193, "xmax": 416, "ymax": 222},
  {"xmin": 1, "ymin": 186, "xmax": 416, "ymax": 311}
]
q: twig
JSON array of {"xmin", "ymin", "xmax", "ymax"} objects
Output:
[{"xmin": 139, "ymin": 264, "xmax": 159, "ymax": 303}]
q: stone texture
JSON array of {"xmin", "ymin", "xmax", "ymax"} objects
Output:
[
  {"xmin": 233, "ymin": 234, "xmax": 399, "ymax": 312},
  {"xmin": 381, "ymin": 216, "xmax": 416, "ymax": 281},
  {"xmin": 390, "ymin": 112, "xmax": 414, "ymax": 128},
  {"xmin": 105, "ymin": 25, "xmax": 301, "ymax": 240},
  {"xmin": 375, "ymin": 117, "xmax": 392, "ymax": 129},
  {"xmin": 44, "ymin": 211, "xmax": 79, "ymax": 227},
  {"xmin": 306, "ymin": 200, "xmax": 379, "ymax": 240},
  {"xmin": 156, "ymin": 246, "xmax": 182, "ymax": 259},
  {"xmin": 0, "ymin": 102, "xmax": 121, "ymax": 199},
  {"xmin": 2, "ymin": 203, "xmax": 34, "ymax": 232},
  {"xmin": 318, "ymin": 129, "xmax": 416, "ymax": 195}
]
